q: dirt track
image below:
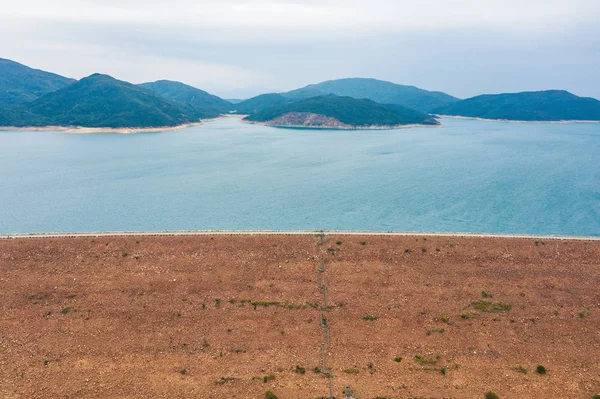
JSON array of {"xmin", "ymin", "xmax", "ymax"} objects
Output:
[{"xmin": 1, "ymin": 234, "xmax": 599, "ymax": 398}]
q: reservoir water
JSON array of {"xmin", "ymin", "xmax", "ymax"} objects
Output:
[{"xmin": 1, "ymin": 117, "xmax": 599, "ymax": 235}]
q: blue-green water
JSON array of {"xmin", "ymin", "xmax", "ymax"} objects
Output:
[{"xmin": 1, "ymin": 117, "xmax": 599, "ymax": 235}]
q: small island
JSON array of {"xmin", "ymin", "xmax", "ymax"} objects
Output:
[{"xmin": 243, "ymin": 95, "xmax": 439, "ymax": 129}]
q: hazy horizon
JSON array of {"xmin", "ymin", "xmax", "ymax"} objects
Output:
[{"xmin": 1, "ymin": 0, "xmax": 599, "ymax": 99}]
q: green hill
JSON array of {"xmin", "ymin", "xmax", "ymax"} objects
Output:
[
  {"xmin": 1, "ymin": 74, "xmax": 195, "ymax": 128},
  {"xmin": 0, "ymin": 58, "xmax": 76, "ymax": 104},
  {"xmin": 244, "ymin": 95, "xmax": 438, "ymax": 128},
  {"xmin": 234, "ymin": 93, "xmax": 293, "ymax": 114},
  {"xmin": 283, "ymin": 78, "xmax": 459, "ymax": 113},
  {"xmin": 139, "ymin": 80, "xmax": 233, "ymax": 118},
  {"xmin": 433, "ymin": 90, "xmax": 600, "ymax": 121}
]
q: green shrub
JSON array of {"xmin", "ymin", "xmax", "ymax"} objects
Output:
[
  {"xmin": 393, "ymin": 357, "xmax": 403, "ymax": 363},
  {"xmin": 485, "ymin": 392, "xmax": 500, "ymax": 399},
  {"xmin": 536, "ymin": 365, "xmax": 547, "ymax": 375},
  {"xmin": 295, "ymin": 365, "xmax": 306, "ymax": 375},
  {"xmin": 265, "ymin": 390, "xmax": 278, "ymax": 399}
]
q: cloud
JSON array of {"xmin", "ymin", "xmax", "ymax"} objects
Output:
[{"xmin": 0, "ymin": 0, "xmax": 598, "ymax": 98}]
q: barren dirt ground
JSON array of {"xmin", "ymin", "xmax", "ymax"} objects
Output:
[{"xmin": 1, "ymin": 234, "xmax": 599, "ymax": 398}]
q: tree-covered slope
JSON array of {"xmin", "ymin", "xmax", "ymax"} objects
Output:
[
  {"xmin": 1, "ymin": 74, "xmax": 195, "ymax": 128},
  {"xmin": 0, "ymin": 58, "xmax": 76, "ymax": 104},
  {"xmin": 244, "ymin": 95, "xmax": 438, "ymax": 127},
  {"xmin": 234, "ymin": 93, "xmax": 293, "ymax": 114},
  {"xmin": 433, "ymin": 90, "xmax": 600, "ymax": 121},
  {"xmin": 283, "ymin": 78, "xmax": 459, "ymax": 113},
  {"xmin": 139, "ymin": 80, "xmax": 233, "ymax": 118}
]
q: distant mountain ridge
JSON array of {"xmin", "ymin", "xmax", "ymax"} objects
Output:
[
  {"xmin": 433, "ymin": 90, "xmax": 600, "ymax": 121},
  {"xmin": 234, "ymin": 93, "xmax": 293, "ymax": 114},
  {"xmin": 1, "ymin": 74, "xmax": 196, "ymax": 128},
  {"xmin": 0, "ymin": 58, "xmax": 76, "ymax": 104},
  {"xmin": 244, "ymin": 95, "xmax": 439, "ymax": 128},
  {"xmin": 140, "ymin": 80, "xmax": 233, "ymax": 119},
  {"xmin": 283, "ymin": 78, "xmax": 460, "ymax": 113}
]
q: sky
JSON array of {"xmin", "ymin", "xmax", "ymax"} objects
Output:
[{"xmin": 1, "ymin": 0, "xmax": 599, "ymax": 99}]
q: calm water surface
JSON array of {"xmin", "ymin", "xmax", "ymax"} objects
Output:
[{"xmin": 1, "ymin": 117, "xmax": 599, "ymax": 235}]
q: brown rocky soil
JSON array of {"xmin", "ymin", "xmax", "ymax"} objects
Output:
[{"xmin": 0, "ymin": 234, "xmax": 599, "ymax": 398}]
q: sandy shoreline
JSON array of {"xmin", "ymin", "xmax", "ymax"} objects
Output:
[
  {"xmin": 437, "ymin": 114, "xmax": 600, "ymax": 124},
  {"xmin": 0, "ymin": 115, "xmax": 241, "ymax": 134}
]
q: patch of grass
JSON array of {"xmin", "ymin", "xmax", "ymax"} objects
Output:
[
  {"xmin": 485, "ymin": 392, "xmax": 500, "ymax": 399},
  {"xmin": 65, "ymin": 293, "xmax": 77, "ymax": 299},
  {"xmin": 215, "ymin": 298, "xmax": 221, "ymax": 308},
  {"xmin": 122, "ymin": 252, "xmax": 128, "ymax": 257},
  {"xmin": 441, "ymin": 316, "xmax": 450, "ymax": 323},
  {"xmin": 43, "ymin": 360, "xmax": 50, "ymax": 366},
  {"xmin": 592, "ymin": 395, "xmax": 600, "ymax": 399},
  {"xmin": 426, "ymin": 328, "xmax": 445, "ymax": 336},
  {"xmin": 393, "ymin": 357, "xmax": 403, "ymax": 363},
  {"xmin": 404, "ymin": 249, "xmax": 412, "ymax": 253},
  {"xmin": 360, "ymin": 241, "xmax": 367, "ymax": 245},
  {"xmin": 327, "ymin": 248, "xmax": 336, "ymax": 255},
  {"xmin": 262, "ymin": 374, "xmax": 276, "ymax": 383},
  {"xmin": 362, "ymin": 315, "xmax": 379, "ymax": 321},
  {"xmin": 536, "ymin": 365, "xmax": 547, "ymax": 375},
  {"xmin": 343, "ymin": 368, "xmax": 360, "ymax": 374},
  {"xmin": 180, "ymin": 369, "xmax": 187, "ymax": 375},
  {"xmin": 60, "ymin": 307, "xmax": 73, "ymax": 314},
  {"xmin": 421, "ymin": 248, "xmax": 427, "ymax": 253},
  {"xmin": 436, "ymin": 248, "xmax": 440, "ymax": 252},
  {"xmin": 265, "ymin": 390, "xmax": 278, "ymax": 399},
  {"xmin": 252, "ymin": 300, "xmax": 282, "ymax": 309},
  {"xmin": 481, "ymin": 291, "xmax": 492, "ymax": 298},
  {"xmin": 312, "ymin": 366, "xmax": 321, "ymax": 373},
  {"xmin": 295, "ymin": 365, "xmax": 306, "ymax": 375},
  {"xmin": 336, "ymin": 241, "xmax": 342, "ymax": 245},
  {"xmin": 460, "ymin": 312, "xmax": 480, "ymax": 320},
  {"xmin": 414, "ymin": 355, "xmax": 440, "ymax": 365},
  {"xmin": 471, "ymin": 300, "xmax": 512, "ymax": 313},
  {"xmin": 514, "ymin": 365, "xmax": 527, "ymax": 374},
  {"xmin": 215, "ymin": 377, "xmax": 235, "ymax": 385}
]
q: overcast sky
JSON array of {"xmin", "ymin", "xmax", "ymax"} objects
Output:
[{"xmin": 1, "ymin": 0, "xmax": 599, "ymax": 99}]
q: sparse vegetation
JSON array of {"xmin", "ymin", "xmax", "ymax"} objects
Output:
[
  {"xmin": 514, "ymin": 365, "xmax": 527, "ymax": 374},
  {"xmin": 180, "ymin": 369, "xmax": 187, "ymax": 375},
  {"xmin": 414, "ymin": 355, "xmax": 440, "ymax": 365},
  {"xmin": 312, "ymin": 366, "xmax": 321, "ymax": 373},
  {"xmin": 362, "ymin": 315, "xmax": 379, "ymax": 321},
  {"xmin": 481, "ymin": 291, "xmax": 492, "ymax": 298},
  {"xmin": 215, "ymin": 377, "xmax": 235, "ymax": 385},
  {"xmin": 262, "ymin": 374, "xmax": 276, "ymax": 383},
  {"xmin": 485, "ymin": 392, "xmax": 500, "ymax": 399},
  {"xmin": 336, "ymin": 241, "xmax": 342, "ymax": 245},
  {"xmin": 360, "ymin": 241, "xmax": 367, "ymax": 245},
  {"xmin": 60, "ymin": 307, "xmax": 73, "ymax": 314},
  {"xmin": 426, "ymin": 328, "xmax": 445, "ymax": 336},
  {"xmin": 393, "ymin": 357, "xmax": 403, "ymax": 363},
  {"xmin": 405, "ymin": 249, "xmax": 412, "ymax": 253},
  {"xmin": 343, "ymin": 368, "xmax": 360, "ymax": 374},
  {"xmin": 471, "ymin": 300, "xmax": 512, "ymax": 313},
  {"xmin": 295, "ymin": 365, "xmax": 306, "ymax": 375}
]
